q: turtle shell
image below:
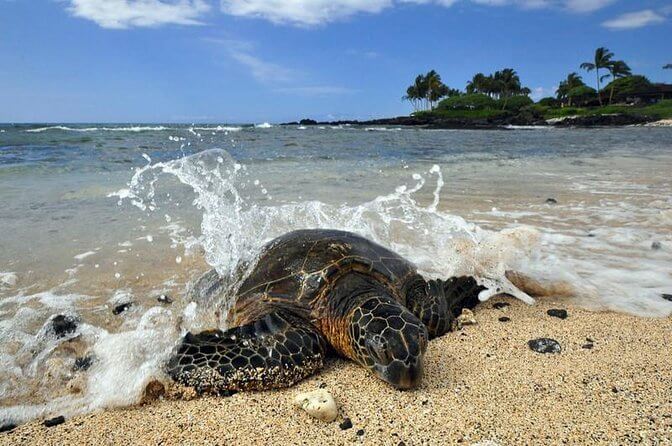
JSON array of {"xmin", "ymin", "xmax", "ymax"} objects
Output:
[{"xmin": 229, "ymin": 229, "xmax": 418, "ymax": 326}]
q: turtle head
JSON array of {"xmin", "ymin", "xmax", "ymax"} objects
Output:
[{"xmin": 349, "ymin": 297, "xmax": 428, "ymax": 390}]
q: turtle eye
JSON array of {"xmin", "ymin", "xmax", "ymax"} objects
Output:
[{"xmin": 365, "ymin": 334, "xmax": 391, "ymax": 363}]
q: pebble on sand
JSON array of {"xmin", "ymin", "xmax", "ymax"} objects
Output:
[
  {"xmin": 547, "ymin": 309, "xmax": 568, "ymax": 319},
  {"xmin": 493, "ymin": 302, "xmax": 510, "ymax": 310},
  {"xmin": 294, "ymin": 389, "xmax": 338, "ymax": 422},
  {"xmin": 546, "ymin": 198, "xmax": 558, "ymax": 205},
  {"xmin": 0, "ymin": 424, "xmax": 17, "ymax": 433},
  {"xmin": 499, "ymin": 317, "xmax": 511, "ymax": 322},
  {"xmin": 528, "ymin": 338, "xmax": 562, "ymax": 354},
  {"xmin": 158, "ymin": 295, "xmax": 173, "ymax": 304},
  {"xmin": 112, "ymin": 302, "xmax": 133, "ymax": 315},
  {"xmin": 50, "ymin": 315, "xmax": 78, "ymax": 339},
  {"xmin": 651, "ymin": 241, "xmax": 662, "ymax": 250},
  {"xmin": 73, "ymin": 356, "xmax": 94, "ymax": 372},
  {"xmin": 339, "ymin": 418, "xmax": 353, "ymax": 430},
  {"xmin": 43, "ymin": 416, "xmax": 65, "ymax": 428}
]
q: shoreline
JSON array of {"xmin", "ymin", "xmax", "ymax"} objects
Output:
[
  {"xmin": 281, "ymin": 113, "xmax": 662, "ymax": 130},
  {"xmin": 4, "ymin": 298, "xmax": 671, "ymax": 445}
]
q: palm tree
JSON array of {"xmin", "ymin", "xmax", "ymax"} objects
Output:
[
  {"xmin": 556, "ymin": 72, "xmax": 585, "ymax": 107},
  {"xmin": 402, "ymin": 84, "xmax": 421, "ymax": 112},
  {"xmin": 494, "ymin": 68, "xmax": 523, "ymax": 109},
  {"xmin": 580, "ymin": 47, "xmax": 615, "ymax": 106},
  {"xmin": 466, "ymin": 73, "xmax": 488, "ymax": 94},
  {"xmin": 424, "ymin": 70, "xmax": 443, "ymax": 110},
  {"xmin": 403, "ymin": 71, "xmax": 452, "ymax": 111},
  {"xmin": 606, "ymin": 60, "xmax": 632, "ymax": 104}
]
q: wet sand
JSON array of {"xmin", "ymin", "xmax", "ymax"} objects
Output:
[{"xmin": 3, "ymin": 298, "xmax": 671, "ymax": 445}]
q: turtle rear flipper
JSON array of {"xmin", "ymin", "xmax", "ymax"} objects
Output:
[
  {"xmin": 167, "ymin": 312, "xmax": 326, "ymax": 395},
  {"xmin": 443, "ymin": 276, "xmax": 487, "ymax": 318}
]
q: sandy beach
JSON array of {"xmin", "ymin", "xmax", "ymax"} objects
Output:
[{"xmin": 3, "ymin": 297, "xmax": 671, "ymax": 446}]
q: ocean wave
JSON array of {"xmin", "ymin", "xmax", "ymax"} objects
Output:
[
  {"xmin": 192, "ymin": 126, "xmax": 243, "ymax": 132},
  {"xmin": 254, "ymin": 122, "xmax": 273, "ymax": 129},
  {"xmin": 25, "ymin": 126, "xmax": 170, "ymax": 133}
]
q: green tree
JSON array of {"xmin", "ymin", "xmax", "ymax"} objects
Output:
[
  {"xmin": 466, "ymin": 73, "xmax": 488, "ymax": 94},
  {"xmin": 493, "ymin": 68, "xmax": 525, "ymax": 109},
  {"xmin": 605, "ymin": 60, "xmax": 632, "ymax": 104},
  {"xmin": 403, "ymin": 71, "xmax": 454, "ymax": 111},
  {"xmin": 580, "ymin": 47, "xmax": 614, "ymax": 106},
  {"xmin": 604, "ymin": 75, "xmax": 652, "ymax": 97},
  {"xmin": 568, "ymin": 85, "xmax": 597, "ymax": 106},
  {"xmin": 556, "ymin": 72, "xmax": 585, "ymax": 107}
]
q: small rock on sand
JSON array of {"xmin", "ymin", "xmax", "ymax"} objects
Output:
[
  {"xmin": 547, "ymin": 309, "xmax": 568, "ymax": 319},
  {"xmin": 493, "ymin": 302, "xmax": 510, "ymax": 310},
  {"xmin": 294, "ymin": 389, "xmax": 338, "ymax": 422},
  {"xmin": 651, "ymin": 241, "xmax": 662, "ymax": 250},
  {"xmin": 498, "ymin": 317, "xmax": 511, "ymax": 323},
  {"xmin": 661, "ymin": 294, "xmax": 672, "ymax": 302},
  {"xmin": 546, "ymin": 198, "xmax": 558, "ymax": 205},
  {"xmin": 43, "ymin": 416, "xmax": 65, "ymax": 428},
  {"xmin": 339, "ymin": 418, "xmax": 353, "ymax": 430},
  {"xmin": 158, "ymin": 295, "xmax": 173, "ymax": 304},
  {"xmin": 528, "ymin": 338, "xmax": 562, "ymax": 354},
  {"xmin": 50, "ymin": 315, "xmax": 78, "ymax": 339},
  {"xmin": 0, "ymin": 423, "xmax": 17, "ymax": 433},
  {"xmin": 112, "ymin": 302, "xmax": 133, "ymax": 315}
]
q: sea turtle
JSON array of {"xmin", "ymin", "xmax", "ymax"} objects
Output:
[{"xmin": 167, "ymin": 229, "xmax": 522, "ymax": 393}]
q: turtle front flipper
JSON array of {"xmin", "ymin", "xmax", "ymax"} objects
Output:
[{"xmin": 167, "ymin": 312, "xmax": 326, "ymax": 395}]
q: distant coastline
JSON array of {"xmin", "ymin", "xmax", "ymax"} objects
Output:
[{"xmin": 281, "ymin": 112, "xmax": 670, "ymax": 130}]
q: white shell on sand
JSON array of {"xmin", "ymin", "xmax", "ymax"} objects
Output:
[
  {"xmin": 456, "ymin": 308, "xmax": 477, "ymax": 329},
  {"xmin": 293, "ymin": 389, "xmax": 338, "ymax": 422}
]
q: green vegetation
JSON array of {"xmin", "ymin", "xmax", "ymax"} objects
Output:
[{"xmin": 401, "ymin": 47, "xmax": 671, "ymax": 124}]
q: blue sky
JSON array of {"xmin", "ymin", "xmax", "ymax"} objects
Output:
[{"xmin": 1, "ymin": 0, "xmax": 671, "ymax": 123}]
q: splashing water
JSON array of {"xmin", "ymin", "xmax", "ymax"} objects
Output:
[{"xmin": 2, "ymin": 141, "xmax": 671, "ymax": 427}]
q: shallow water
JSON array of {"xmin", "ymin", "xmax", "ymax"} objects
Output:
[{"xmin": 1, "ymin": 123, "xmax": 671, "ymax": 425}]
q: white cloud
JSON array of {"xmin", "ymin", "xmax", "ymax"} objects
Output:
[
  {"xmin": 274, "ymin": 86, "xmax": 357, "ymax": 96},
  {"xmin": 530, "ymin": 86, "xmax": 556, "ymax": 101},
  {"xmin": 68, "ymin": 0, "xmax": 210, "ymax": 29},
  {"xmin": 220, "ymin": 0, "xmax": 393, "ymax": 26},
  {"xmin": 205, "ymin": 38, "xmax": 297, "ymax": 83},
  {"xmin": 564, "ymin": 0, "xmax": 615, "ymax": 13},
  {"xmin": 229, "ymin": 51, "xmax": 296, "ymax": 83},
  {"xmin": 66, "ymin": 0, "xmax": 620, "ymax": 29},
  {"xmin": 602, "ymin": 9, "xmax": 666, "ymax": 30},
  {"xmin": 219, "ymin": 0, "xmax": 616, "ymax": 26}
]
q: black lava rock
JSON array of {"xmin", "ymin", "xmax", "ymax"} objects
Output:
[
  {"xmin": 528, "ymin": 338, "xmax": 562, "ymax": 354},
  {"xmin": 547, "ymin": 309, "xmax": 568, "ymax": 319},
  {"xmin": 157, "ymin": 294, "xmax": 173, "ymax": 304},
  {"xmin": 651, "ymin": 241, "xmax": 662, "ymax": 250},
  {"xmin": 112, "ymin": 302, "xmax": 133, "ymax": 315},
  {"xmin": 356, "ymin": 429, "xmax": 365, "ymax": 436},
  {"xmin": 499, "ymin": 316, "xmax": 511, "ymax": 322},
  {"xmin": 582, "ymin": 343, "xmax": 594, "ymax": 350},
  {"xmin": 0, "ymin": 423, "xmax": 17, "ymax": 433},
  {"xmin": 51, "ymin": 315, "xmax": 78, "ymax": 339},
  {"xmin": 73, "ymin": 355, "xmax": 94, "ymax": 372},
  {"xmin": 662, "ymin": 294, "xmax": 672, "ymax": 302},
  {"xmin": 546, "ymin": 198, "xmax": 558, "ymax": 205},
  {"xmin": 339, "ymin": 418, "xmax": 353, "ymax": 430},
  {"xmin": 493, "ymin": 302, "xmax": 510, "ymax": 310},
  {"xmin": 43, "ymin": 416, "xmax": 65, "ymax": 428},
  {"xmin": 299, "ymin": 118, "xmax": 318, "ymax": 126}
]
